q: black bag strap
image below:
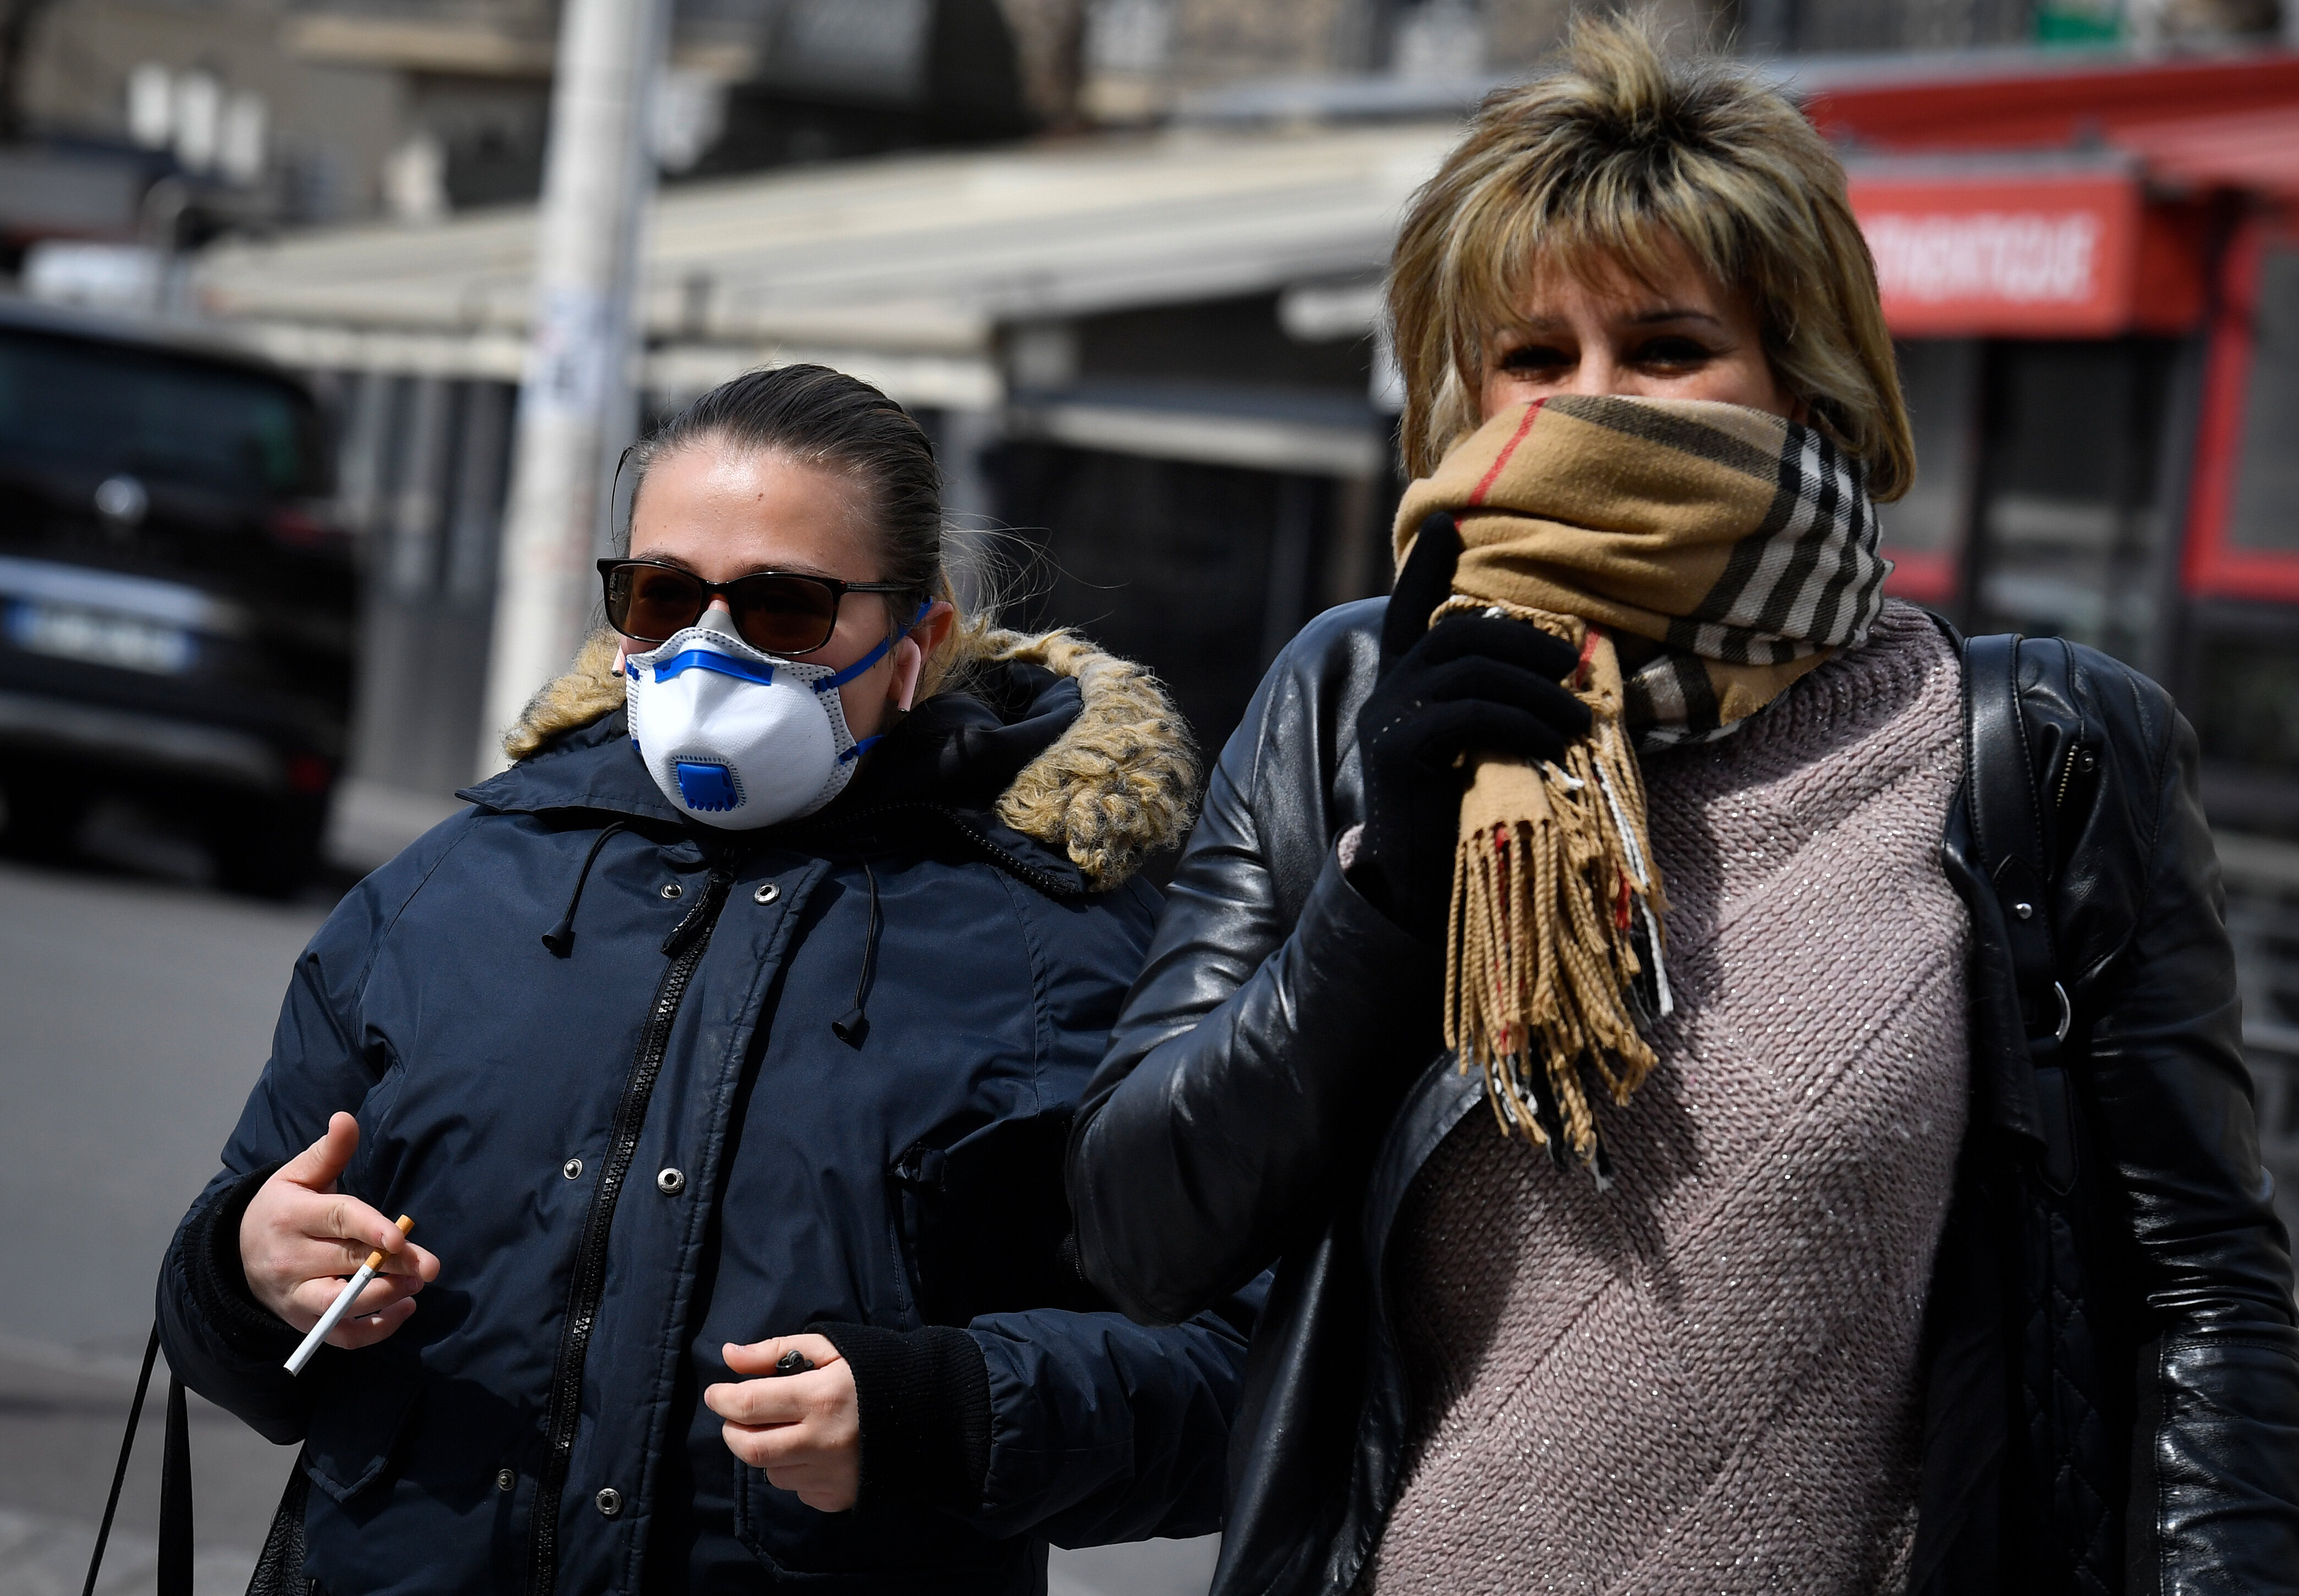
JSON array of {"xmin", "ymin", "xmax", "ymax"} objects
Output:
[
  {"xmin": 1961, "ymin": 632, "xmax": 2071, "ymax": 1053},
  {"xmin": 81, "ymin": 1322, "xmax": 196, "ymax": 1596},
  {"xmin": 1962, "ymin": 631, "xmax": 2083, "ymax": 1194},
  {"xmin": 160, "ymin": 1368, "xmax": 193, "ymax": 1596},
  {"xmin": 83, "ymin": 1326, "xmax": 160, "ymax": 1596}
]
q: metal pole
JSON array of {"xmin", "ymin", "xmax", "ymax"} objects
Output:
[{"xmin": 476, "ymin": 0, "xmax": 667, "ymax": 778}]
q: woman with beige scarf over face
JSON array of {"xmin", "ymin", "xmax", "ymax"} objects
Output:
[{"xmin": 1067, "ymin": 20, "xmax": 2299, "ymax": 1596}]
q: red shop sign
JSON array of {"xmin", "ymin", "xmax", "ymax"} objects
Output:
[{"xmin": 1848, "ymin": 172, "xmax": 2142, "ymax": 337}]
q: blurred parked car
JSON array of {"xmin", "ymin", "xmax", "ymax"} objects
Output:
[{"xmin": 0, "ymin": 297, "xmax": 353, "ymax": 895}]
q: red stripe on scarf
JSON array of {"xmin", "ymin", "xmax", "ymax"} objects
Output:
[{"xmin": 1468, "ymin": 399, "xmax": 1544, "ymax": 507}]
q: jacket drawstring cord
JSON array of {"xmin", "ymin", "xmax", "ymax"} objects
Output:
[
  {"xmin": 542, "ymin": 821, "xmax": 633, "ymax": 957},
  {"xmin": 831, "ymin": 858, "xmax": 880, "ymax": 1047}
]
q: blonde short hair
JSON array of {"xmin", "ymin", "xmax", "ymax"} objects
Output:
[{"xmin": 1387, "ymin": 18, "xmax": 1913, "ymax": 501}]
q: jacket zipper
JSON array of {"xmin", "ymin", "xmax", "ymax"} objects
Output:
[
  {"xmin": 2054, "ymin": 740, "xmax": 2099, "ymax": 811},
  {"xmin": 528, "ymin": 865, "xmax": 733, "ymax": 1596}
]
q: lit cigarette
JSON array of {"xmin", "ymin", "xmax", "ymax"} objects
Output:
[{"xmin": 285, "ymin": 1215, "xmax": 414, "ymax": 1375}]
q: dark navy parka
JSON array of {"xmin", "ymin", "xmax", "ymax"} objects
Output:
[{"xmin": 158, "ymin": 654, "xmax": 1252, "ymax": 1595}]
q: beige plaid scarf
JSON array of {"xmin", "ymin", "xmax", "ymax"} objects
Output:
[{"xmin": 1392, "ymin": 394, "xmax": 1888, "ymax": 1173}]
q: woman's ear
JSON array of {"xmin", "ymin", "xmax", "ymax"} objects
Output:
[{"xmin": 886, "ymin": 601, "xmax": 958, "ymax": 713}]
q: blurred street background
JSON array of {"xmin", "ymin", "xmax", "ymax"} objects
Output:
[{"xmin": 1, "ymin": 0, "xmax": 2298, "ymax": 1589}]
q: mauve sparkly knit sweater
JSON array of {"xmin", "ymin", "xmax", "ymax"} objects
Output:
[{"xmin": 1362, "ymin": 601, "xmax": 1971, "ymax": 1596}]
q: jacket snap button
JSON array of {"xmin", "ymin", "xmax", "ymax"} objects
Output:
[
  {"xmin": 754, "ymin": 882, "xmax": 780, "ymax": 906},
  {"xmin": 595, "ymin": 1487, "xmax": 622, "ymax": 1518},
  {"xmin": 2014, "ymin": 902, "xmax": 2034, "ymax": 920},
  {"xmin": 656, "ymin": 1167, "xmax": 685, "ymax": 1195},
  {"xmin": 661, "ymin": 882, "xmax": 683, "ymax": 900},
  {"xmin": 562, "ymin": 1158, "xmax": 583, "ymax": 1180},
  {"xmin": 496, "ymin": 1468, "xmax": 515, "ymax": 1492}
]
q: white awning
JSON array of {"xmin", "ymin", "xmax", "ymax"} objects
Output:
[{"xmin": 195, "ymin": 120, "xmax": 1455, "ymax": 411}]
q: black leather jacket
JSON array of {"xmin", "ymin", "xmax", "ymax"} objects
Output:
[{"xmin": 1068, "ymin": 599, "xmax": 2299, "ymax": 1596}]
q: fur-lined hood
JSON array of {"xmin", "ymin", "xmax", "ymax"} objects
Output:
[{"xmin": 496, "ymin": 626, "xmax": 1200, "ymax": 893}]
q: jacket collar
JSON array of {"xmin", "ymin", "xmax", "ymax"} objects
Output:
[
  {"xmin": 458, "ymin": 709, "xmax": 682, "ymax": 826},
  {"xmin": 458, "ymin": 661, "xmax": 1095, "ymax": 893},
  {"xmin": 477, "ymin": 625, "xmax": 1200, "ymax": 893},
  {"xmin": 806, "ymin": 661, "xmax": 1090, "ymax": 895}
]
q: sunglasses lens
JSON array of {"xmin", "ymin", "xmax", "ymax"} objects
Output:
[
  {"xmin": 729, "ymin": 575, "xmax": 839, "ymax": 655},
  {"xmin": 608, "ymin": 563, "xmax": 705, "ymax": 641}
]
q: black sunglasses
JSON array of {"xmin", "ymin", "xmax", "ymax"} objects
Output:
[{"xmin": 598, "ymin": 559, "xmax": 915, "ymax": 657}]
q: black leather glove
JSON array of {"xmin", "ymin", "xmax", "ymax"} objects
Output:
[{"xmin": 1349, "ymin": 513, "xmax": 1590, "ymax": 943}]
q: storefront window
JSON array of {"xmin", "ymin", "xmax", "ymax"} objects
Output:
[
  {"xmin": 2197, "ymin": 631, "xmax": 2299, "ymax": 778},
  {"xmin": 2228, "ymin": 246, "xmax": 2299, "ymax": 555},
  {"xmin": 1972, "ymin": 338, "xmax": 2177, "ymax": 662},
  {"xmin": 995, "ymin": 442, "xmax": 1336, "ymax": 751},
  {"xmin": 1876, "ymin": 339, "xmax": 1979, "ymax": 606},
  {"xmin": 2182, "ymin": 229, "xmax": 2299, "ymax": 826}
]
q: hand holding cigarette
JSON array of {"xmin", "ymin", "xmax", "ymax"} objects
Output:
[
  {"xmin": 286, "ymin": 1213, "xmax": 414, "ymax": 1374},
  {"xmin": 240, "ymin": 1111, "xmax": 439, "ymax": 1353},
  {"xmin": 706, "ymin": 1334, "xmax": 858, "ymax": 1512}
]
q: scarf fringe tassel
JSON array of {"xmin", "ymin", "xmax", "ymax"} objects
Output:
[{"xmin": 1442, "ymin": 686, "xmax": 1673, "ymax": 1179}]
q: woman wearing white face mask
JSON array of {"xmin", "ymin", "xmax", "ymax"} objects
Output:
[{"xmin": 156, "ymin": 364, "xmax": 1252, "ymax": 1595}]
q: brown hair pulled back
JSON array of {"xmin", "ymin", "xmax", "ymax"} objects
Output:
[{"xmin": 622, "ymin": 363, "xmax": 985, "ymax": 696}]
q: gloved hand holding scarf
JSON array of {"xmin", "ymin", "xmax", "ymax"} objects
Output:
[{"xmin": 1392, "ymin": 394, "xmax": 1889, "ymax": 1176}]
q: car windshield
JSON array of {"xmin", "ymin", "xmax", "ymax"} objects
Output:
[{"xmin": 0, "ymin": 328, "xmax": 327, "ymax": 497}]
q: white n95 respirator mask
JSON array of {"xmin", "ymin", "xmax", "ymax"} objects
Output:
[{"xmin": 623, "ymin": 607, "xmax": 904, "ymax": 829}]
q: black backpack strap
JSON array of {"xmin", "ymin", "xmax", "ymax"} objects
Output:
[
  {"xmin": 1961, "ymin": 631, "xmax": 2079, "ymax": 1192},
  {"xmin": 1961, "ymin": 633, "xmax": 2072, "ymax": 1054}
]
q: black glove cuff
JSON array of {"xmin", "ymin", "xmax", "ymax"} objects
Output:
[
  {"xmin": 183, "ymin": 1164, "xmax": 302, "ymax": 1361},
  {"xmin": 809, "ymin": 1321, "xmax": 991, "ymax": 1515}
]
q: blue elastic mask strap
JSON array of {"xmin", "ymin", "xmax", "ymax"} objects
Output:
[
  {"xmin": 841, "ymin": 733, "xmax": 886, "ymax": 764},
  {"xmin": 817, "ymin": 599, "xmax": 935, "ymax": 692},
  {"xmin": 819, "ymin": 634, "xmax": 891, "ymax": 691}
]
